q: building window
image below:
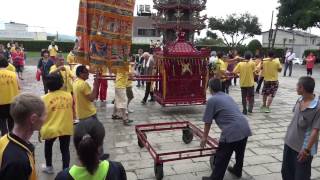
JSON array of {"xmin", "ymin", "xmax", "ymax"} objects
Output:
[
  {"xmin": 145, "ymin": 5, "xmax": 151, "ymax": 13},
  {"xmin": 139, "ymin": 5, "xmax": 144, "ymax": 13},
  {"xmin": 137, "ymin": 28, "xmax": 158, "ymax": 37},
  {"xmin": 138, "ymin": 29, "xmax": 146, "ymax": 36},
  {"xmin": 289, "ymin": 39, "xmax": 295, "ymax": 44},
  {"xmin": 312, "ymin": 39, "xmax": 316, "ymax": 45}
]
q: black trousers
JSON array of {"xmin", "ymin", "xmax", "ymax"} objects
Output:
[
  {"xmin": 210, "ymin": 138, "xmax": 248, "ymax": 180},
  {"xmin": 42, "ymin": 77, "xmax": 48, "ymax": 94},
  {"xmin": 281, "ymin": 144, "xmax": 313, "ymax": 180},
  {"xmin": 241, "ymin": 87, "xmax": 254, "ymax": 111},
  {"xmin": 283, "ymin": 62, "xmax": 293, "ymax": 76},
  {"xmin": 256, "ymin": 76, "xmax": 264, "ymax": 92},
  {"xmin": 143, "ymin": 82, "xmax": 154, "ymax": 102},
  {"xmin": 307, "ymin": 68, "xmax": 313, "ymax": 76},
  {"xmin": 45, "ymin": 135, "xmax": 71, "ymax": 169},
  {"xmin": 0, "ymin": 104, "xmax": 14, "ymax": 136},
  {"xmin": 221, "ymin": 80, "xmax": 230, "ymax": 94}
]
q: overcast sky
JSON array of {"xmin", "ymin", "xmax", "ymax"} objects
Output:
[{"xmin": 0, "ymin": 0, "xmax": 319, "ymax": 39}]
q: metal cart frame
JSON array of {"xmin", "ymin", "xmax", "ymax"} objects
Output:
[{"xmin": 135, "ymin": 121, "xmax": 219, "ymax": 180}]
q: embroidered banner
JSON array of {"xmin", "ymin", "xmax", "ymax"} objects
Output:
[{"xmin": 75, "ymin": 0, "xmax": 135, "ymax": 72}]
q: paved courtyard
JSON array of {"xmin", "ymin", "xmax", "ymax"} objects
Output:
[{"xmin": 19, "ymin": 64, "xmax": 320, "ymax": 180}]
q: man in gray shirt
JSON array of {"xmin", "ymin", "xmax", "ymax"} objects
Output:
[
  {"xmin": 201, "ymin": 78, "xmax": 252, "ymax": 180},
  {"xmin": 282, "ymin": 76, "xmax": 320, "ymax": 180}
]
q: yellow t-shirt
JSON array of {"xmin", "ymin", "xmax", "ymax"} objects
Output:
[
  {"xmin": 50, "ymin": 65, "xmax": 74, "ymax": 93},
  {"xmin": 40, "ymin": 90, "xmax": 73, "ymax": 139},
  {"xmin": 115, "ymin": 71, "xmax": 129, "ymax": 89},
  {"xmin": 215, "ymin": 58, "xmax": 227, "ymax": 80},
  {"xmin": 262, "ymin": 58, "xmax": 282, "ymax": 81},
  {"xmin": 6, "ymin": 63, "xmax": 16, "ymax": 72},
  {"xmin": 73, "ymin": 78, "xmax": 97, "ymax": 119},
  {"xmin": 67, "ymin": 52, "xmax": 75, "ymax": 64},
  {"xmin": 233, "ymin": 60, "xmax": 256, "ymax": 87},
  {"xmin": 126, "ymin": 65, "xmax": 133, "ymax": 88},
  {"xmin": 0, "ymin": 69, "xmax": 19, "ymax": 105},
  {"xmin": 10, "ymin": 47, "xmax": 16, "ymax": 53},
  {"xmin": 48, "ymin": 45, "xmax": 58, "ymax": 57}
]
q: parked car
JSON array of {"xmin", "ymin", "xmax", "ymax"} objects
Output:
[{"xmin": 292, "ymin": 58, "xmax": 303, "ymax": 65}]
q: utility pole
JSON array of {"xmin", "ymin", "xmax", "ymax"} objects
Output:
[
  {"xmin": 268, "ymin": 11, "xmax": 274, "ymax": 49},
  {"xmin": 272, "ymin": 24, "xmax": 278, "ymax": 49}
]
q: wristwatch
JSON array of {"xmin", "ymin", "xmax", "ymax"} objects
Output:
[{"xmin": 304, "ymin": 148, "xmax": 311, "ymax": 155}]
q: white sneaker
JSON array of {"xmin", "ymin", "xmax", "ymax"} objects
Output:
[
  {"xmin": 128, "ymin": 109, "xmax": 134, "ymax": 113},
  {"xmin": 41, "ymin": 164, "xmax": 54, "ymax": 174},
  {"xmin": 73, "ymin": 119, "xmax": 80, "ymax": 125}
]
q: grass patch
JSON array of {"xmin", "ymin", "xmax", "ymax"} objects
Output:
[{"xmin": 24, "ymin": 51, "xmax": 68, "ymax": 66}]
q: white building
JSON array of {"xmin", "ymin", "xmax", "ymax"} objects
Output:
[
  {"xmin": 0, "ymin": 22, "xmax": 47, "ymax": 41},
  {"xmin": 262, "ymin": 29, "xmax": 320, "ymax": 58},
  {"xmin": 132, "ymin": 1, "xmax": 161, "ymax": 44}
]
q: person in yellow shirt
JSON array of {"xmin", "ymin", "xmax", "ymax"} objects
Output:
[
  {"xmin": 0, "ymin": 56, "xmax": 20, "ymax": 135},
  {"xmin": 67, "ymin": 50, "xmax": 77, "ymax": 71},
  {"xmin": 126, "ymin": 63, "xmax": 135, "ymax": 113},
  {"xmin": 40, "ymin": 73, "xmax": 73, "ymax": 174},
  {"xmin": 48, "ymin": 41, "xmax": 59, "ymax": 61},
  {"xmin": 112, "ymin": 66, "xmax": 133, "ymax": 126},
  {"xmin": 254, "ymin": 55, "xmax": 264, "ymax": 94},
  {"xmin": 73, "ymin": 65, "xmax": 106, "ymax": 155},
  {"xmin": 49, "ymin": 53, "xmax": 74, "ymax": 93},
  {"xmin": 233, "ymin": 51, "xmax": 256, "ymax": 114},
  {"xmin": 214, "ymin": 52, "xmax": 229, "ymax": 94},
  {"xmin": 261, "ymin": 50, "xmax": 282, "ymax": 113}
]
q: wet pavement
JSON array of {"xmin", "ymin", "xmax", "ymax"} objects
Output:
[{"xmin": 18, "ymin": 64, "xmax": 320, "ymax": 180}]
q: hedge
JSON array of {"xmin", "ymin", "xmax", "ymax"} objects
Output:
[
  {"xmin": 0, "ymin": 40, "xmax": 75, "ymax": 52},
  {"xmin": 0, "ymin": 40, "xmax": 287, "ymax": 60}
]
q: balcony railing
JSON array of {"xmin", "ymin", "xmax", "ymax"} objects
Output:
[{"xmin": 153, "ymin": 0, "xmax": 206, "ymax": 10}]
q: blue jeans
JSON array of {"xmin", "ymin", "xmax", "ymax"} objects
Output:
[
  {"xmin": 283, "ymin": 62, "xmax": 293, "ymax": 76},
  {"xmin": 281, "ymin": 144, "xmax": 313, "ymax": 180}
]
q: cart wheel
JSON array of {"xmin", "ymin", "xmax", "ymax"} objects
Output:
[
  {"xmin": 210, "ymin": 156, "xmax": 215, "ymax": 170},
  {"xmin": 154, "ymin": 163, "xmax": 163, "ymax": 180},
  {"xmin": 137, "ymin": 132, "xmax": 147, "ymax": 148},
  {"xmin": 182, "ymin": 127, "xmax": 193, "ymax": 144}
]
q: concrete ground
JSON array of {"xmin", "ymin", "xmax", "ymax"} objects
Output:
[{"xmin": 18, "ymin": 64, "xmax": 320, "ymax": 180}]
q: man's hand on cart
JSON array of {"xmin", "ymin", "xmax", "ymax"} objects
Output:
[
  {"xmin": 201, "ymin": 123, "xmax": 212, "ymax": 148},
  {"xmin": 200, "ymin": 137, "xmax": 207, "ymax": 148}
]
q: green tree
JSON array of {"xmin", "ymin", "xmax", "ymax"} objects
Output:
[
  {"xmin": 195, "ymin": 31, "xmax": 224, "ymax": 46},
  {"xmin": 195, "ymin": 37, "xmax": 225, "ymax": 46},
  {"xmin": 247, "ymin": 39, "xmax": 262, "ymax": 54},
  {"xmin": 208, "ymin": 13, "xmax": 262, "ymax": 48},
  {"xmin": 277, "ymin": 0, "xmax": 320, "ymax": 29}
]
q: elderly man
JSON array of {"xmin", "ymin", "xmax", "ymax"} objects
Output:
[
  {"xmin": 201, "ymin": 78, "xmax": 252, "ymax": 180},
  {"xmin": 282, "ymin": 76, "xmax": 320, "ymax": 180},
  {"xmin": 141, "ymin": 52, "xmax": 155, "ymax": 105}
]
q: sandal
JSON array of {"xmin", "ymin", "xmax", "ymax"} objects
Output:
[
  {"xmin": 123, "ymin": 119, "xmax": 133, "ymax": 126},
  {"xmin": 112, "ymin": 115, "xmax": 122, "ymax": 120}
]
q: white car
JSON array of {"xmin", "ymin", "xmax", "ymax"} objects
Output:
[{"xmin": 292, "ymin": 58, "xmax": 303, "ymax": 65}]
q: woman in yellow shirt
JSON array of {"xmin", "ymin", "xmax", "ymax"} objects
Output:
[
  {"xmin": 40, "ymin": 73, "xmax": 74, "ymax": 174},
  {"xmin": 0, "ymin": 57, "xmax": 20, "ymax": 135},
  {"xmin": 49, "ymin": 54, "xmax": 74, "ymax": 93}
]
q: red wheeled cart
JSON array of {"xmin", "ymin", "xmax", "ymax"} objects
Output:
[{"xmin": 135, "ymin": 121, "xmax": 219, "ymax": 180}]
